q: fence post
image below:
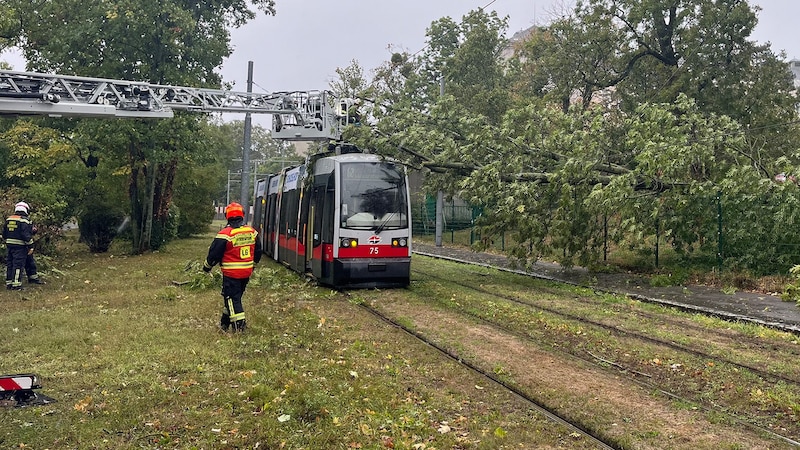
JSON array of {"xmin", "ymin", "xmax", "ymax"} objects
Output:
[
  {"xmin": 603, "ymin": 214, "xmax": 608, "ymax": 262},
  {"xmin": 435, "ymin": 191, "xmax": 443, "ymax": 247},
  {"xmin": 716, "ymin": 191, "xmax": 723, "ymax": 270},
  {"xmin": 655, "ymin": 218, "xmax": 660, "ymax": 268}
]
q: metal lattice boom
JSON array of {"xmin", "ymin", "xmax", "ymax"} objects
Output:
[{"xmin": 0, "ymin": 70, "xmax": 346, "ymax": 141}]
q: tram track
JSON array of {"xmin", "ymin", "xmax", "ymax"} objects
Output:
[
  {"xmin": 341, "ymin": 290, "xmax": 621, "ymax": 450},
  {"xmin": 413, "ymin": 249, "xmax": 800, "ymax": 335},
  {"xmin": 285, "ymin": 244, "xmax": 800, "ymax": 446},
  {"xmin": 411, "ymin": 266, "xmax": 800, "ymax": 387},
  {"xmin": 407, "ymin": 266, "xmax": 800, "ymax": 447},
  {"xmin": 339, "ymin": 272, "xmax": 800, "ymax": 447}
]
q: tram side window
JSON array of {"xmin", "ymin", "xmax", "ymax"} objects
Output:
[
  {"xmin": 266, "ymin": 195, "xmax": 277, "ymax": 234},
  {"xmin": 265, "ymin": 193, "xmax": 278, "ymax": 252},
  {"xmin": 309, "ymin": 185, "xmax": 324, "ymax": 247},
  {"xmin": 321, "ymin": 178, "xmax": 335, "ymax": 244},
  {"xmin": 281, "ymin": 189, "xmax": 300, "ymax": 236}
]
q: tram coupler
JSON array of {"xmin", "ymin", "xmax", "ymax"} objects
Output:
[{"xmin": 0, "ymin": 373, "xmax": 56, "ymax": 406}]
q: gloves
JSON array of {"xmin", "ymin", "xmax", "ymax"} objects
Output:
[{"xmin": 202, "ymin": 262, "xmax": 212, "ymax": 273}]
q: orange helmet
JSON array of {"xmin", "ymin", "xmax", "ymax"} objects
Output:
[{"xmin": 225, "ymin": 202, "xmax": 244, "ymax": 219}]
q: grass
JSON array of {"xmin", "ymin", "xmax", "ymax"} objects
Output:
[
  {"xmin": 401, "ymin": 256, "xmax": 800, "ymax": 442},
  {"xmin": 1, "ymin": 228, "xmax": 594, "ymax": 449},
  {"xmin": 5, "ymin": 227, "xmax": 799, "ymax": 448}
]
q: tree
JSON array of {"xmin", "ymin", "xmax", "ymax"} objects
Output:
[
  {"xmin": 0, "ymin": 0, "xmax": 276, "ymax": 253},
  {"xmin": 0, "ymin": 119, "xmax": 82, "ymax": 253},
  {"xmin": 505, "ymin": 0, "xmax": 800, "ymax": 270},
  {"xmin": 520, "ymin": 0, "xmax": 799, "ymax": 158},
  {"xmin": 213, "ymin": 119, "xmax": 296, "ymax": 176},
  {"xmin": 347, "ymin": 9, "xmax": 517, "ymax": 197},
  {"xmin": 331, "ymin": 59, "xmax": 370, "ymax": 100},
  {"xmin": 412, "ymin": 9, "xmax": 512, "ymax": 123},
  {"xmin": 356, "ymin": 1, "xmax": 800, "ymax": 273}
]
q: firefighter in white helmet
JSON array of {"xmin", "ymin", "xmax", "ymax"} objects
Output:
[{"xmin": 4, "ymin": 201, "xmax": 44, "ymax": 290}]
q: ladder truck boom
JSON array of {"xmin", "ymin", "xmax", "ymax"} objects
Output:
[{"xmin": 0, "ymin": 70, "xmax": 348, "ymax": 141}]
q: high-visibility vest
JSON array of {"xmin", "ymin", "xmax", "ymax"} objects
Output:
[{"xmin": 218, "ymin": 225, "xmax": 258, "ymax": 279}]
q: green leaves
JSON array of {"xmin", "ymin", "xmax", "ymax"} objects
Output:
[
  {"xmin": 348, "ymin": 1, "xmax": 800, "ymax": 273},
  {"xmin": 1, "ymin": 121, "xmax": 74, "ymax": 180}
]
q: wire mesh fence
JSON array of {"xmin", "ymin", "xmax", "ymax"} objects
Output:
[{"xmin": 411, "ymin": 194, "xmax": 800, "ymax": 275}]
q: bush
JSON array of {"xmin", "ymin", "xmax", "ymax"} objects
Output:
[
  {"xmin": 781, "ymin": 265, "xmax": 800, "ymax": 305},
  {"xmin": 177, "ymin": 201, "xmax": 215, "ymax": 238},
  {"xmin": 78, "ymin": 206, "xmax": 125, "ymax": 253},
  {"xmin": 150, "ymin": 203, "xmax": 180, "ymax": 250}
]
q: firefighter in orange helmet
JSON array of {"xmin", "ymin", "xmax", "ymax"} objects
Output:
[{"xmin": 203, "ymin": 202, "xmax": 261, "ymax": 332}]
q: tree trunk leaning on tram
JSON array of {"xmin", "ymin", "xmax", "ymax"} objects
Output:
[{"xmin": 203, "ymin": 202, "xmax": 262, "ymax": 332}]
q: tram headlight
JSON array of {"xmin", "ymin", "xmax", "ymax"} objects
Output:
[
  {"xmin": 392, "ymin": 238, "xmax": 408, "ymax": 247},
  {"xmin": 340, "ymin": 237, "xmax": 358, "ymax": 248}
]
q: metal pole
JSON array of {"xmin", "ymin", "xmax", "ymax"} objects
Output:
[
  {"xmin": 435, "ymin": 76, "xmax": 445, "ymax": 247},
  {"xmin": 226, "ymin": 170, "xmax": 231, "ymax": 205},
  {"xmin": 603, "ymin": 214, "xmax": 608, "ymax": 261},
  {"xmin": 435, "ymin": 191, "xmax": 444, "ymax": 247},
  {"xmin": 655, "ymin": 218, "xmax": 660, "ymax": 268},
  {"xmin": 240, "ymin": 61, "xmax": 254, "ymax": 223}
]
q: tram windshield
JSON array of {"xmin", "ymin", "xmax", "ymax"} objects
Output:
[{"xmin": 340, "ymin": 161, "xmax": 409, "ymax": 230}]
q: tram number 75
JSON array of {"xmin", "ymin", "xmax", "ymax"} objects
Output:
[{"xmin": 369, "ymin": 246, "xmax": 379, "ymax": 255}]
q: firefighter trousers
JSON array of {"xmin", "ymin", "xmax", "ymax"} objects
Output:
[
  {"xmin": 220, "ymin": 276, "xmax": 249, "ymax": 331},
  {"xmin": 5, "ymin": 245, "xmax": 27, "ymax": 288}
]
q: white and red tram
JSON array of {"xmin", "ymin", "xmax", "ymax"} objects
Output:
[{"xmin": 253, "ymin": 145, "xmax": 412, "ymax": 288}]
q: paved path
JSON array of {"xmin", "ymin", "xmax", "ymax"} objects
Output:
[{"xmin": 413, "ymin": 242, "xmax": 800, "ymax": 333}]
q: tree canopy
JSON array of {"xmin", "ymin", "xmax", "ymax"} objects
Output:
[
  {"xmin": 346, "ymin": 1, "xmax": 800, "ymax": 273},
  {"xmin": 0, "ymin": 0, "xmax": 276, "ymax": 253},
  {"xmin": 2, "ymin": 0, "xmax": 800, "ymax": 274}
]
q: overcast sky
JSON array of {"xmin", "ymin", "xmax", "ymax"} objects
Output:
[
  {"xmin": 1, "ymin": 0, "xmax": 797, "ymax": 126},
  {"xmin": 216, "ymin": 0, "xmax": 800, "ymax": 93},
  {"xmin": 218, "ymin": 0, "xmax": 556, "ymax": 92}
]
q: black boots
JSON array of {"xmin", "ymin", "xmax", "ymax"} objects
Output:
[
  {"xmin": 219, "ymin": 316, "xmax": 246, "ymax": 332},
  {"xmin": 220, "ymin": 314, "xmax": 231, "ymax": 332},
  {"xmin": 232, "ymin": 320, "xmax": 246, "ymax": 332}
]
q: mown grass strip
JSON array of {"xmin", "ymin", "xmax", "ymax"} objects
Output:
[{"xmin": 1, "ymin": 233, "xmax": 602, "ymax": 449}]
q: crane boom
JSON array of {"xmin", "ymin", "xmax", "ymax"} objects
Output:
[{"xmin": 0, "ymin": 70, "xmax": 347, "ymax": 141}]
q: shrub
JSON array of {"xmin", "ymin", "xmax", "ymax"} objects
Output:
[
  {"xmin": 78, "ymin": 204, "xmax": 126, "ymax": 253},
  {"xmin": 781, "ymin": 265, "xmax": 800, "ymax": 305},
  {"xmin": 150, "ymin": 203, "xmax": 180, "ymax": 250}
]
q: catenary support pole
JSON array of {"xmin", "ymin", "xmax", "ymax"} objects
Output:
[{"xmin": 240, "ymin": 61, "xmax": 254, "ymax": 222}]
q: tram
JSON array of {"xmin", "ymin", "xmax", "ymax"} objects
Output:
[{"xmin": 252, "ymin": 144, "xmax": 412, "ymax": 288}]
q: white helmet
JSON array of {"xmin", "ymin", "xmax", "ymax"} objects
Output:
[{"xmin": 14, "ymin": 201, "xmax": 29, "ymax": 214}]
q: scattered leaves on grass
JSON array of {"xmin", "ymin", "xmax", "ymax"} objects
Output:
[{"xmin": 73, "ymin": 396, "xmax": 92, "ymax": 412}]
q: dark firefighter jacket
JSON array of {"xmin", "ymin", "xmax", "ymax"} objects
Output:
[
  {"xmin": 204, "ymin": 218, "xmax": 262, "ymax": 279},
  {"xmin": 3, "ymin": 213, "xmax": 34, "ymax": 248}
]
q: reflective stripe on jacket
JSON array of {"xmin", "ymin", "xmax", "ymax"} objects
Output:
[{"xmin": 3, "ymin": 214, "xmax": 34, "ymax": 246}]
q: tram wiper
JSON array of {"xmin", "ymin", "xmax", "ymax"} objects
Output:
[{"xmin": 374, "ymin": 212, "xmax": 396, "ymax": 234}]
